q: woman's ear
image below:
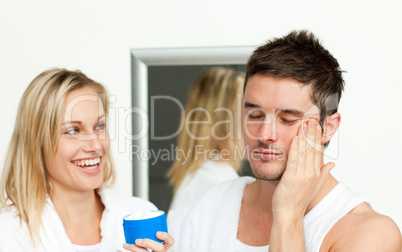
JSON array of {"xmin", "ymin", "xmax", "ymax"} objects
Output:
[{"xmin": 322, "ymin": 113, "xmax": 341, "ymax": 145}]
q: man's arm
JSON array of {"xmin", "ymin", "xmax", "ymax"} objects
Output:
[
  {"xmin": 269, "ymin": 215, "xmax": 305, "ymax": 251},
  {"xmin": 269, "ymin": 119, "xmax": 334, "ymax": 251}
]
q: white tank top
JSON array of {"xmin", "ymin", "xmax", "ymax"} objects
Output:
[{"xmin": 235, "ymin": 182, "xmax": 366, "ymax": 252}]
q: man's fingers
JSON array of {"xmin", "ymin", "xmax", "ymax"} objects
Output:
[
  {"xmin": 314, "ymin": 122, "xmax": 324, "ymax": 175},
  {"xmin": 297, "ymin": 122, "xmax": 307, "ymax": 173},
  {"xmin": 305, "ymin": 120, "xmax": 317, "ymax": 176},
  {"xmin": 321, "ymin": 162, "xmax": 335, "ymax": 177},
  {"xmin": 286, "ymin": 136, "xmax": 299, "ymax": 174}
]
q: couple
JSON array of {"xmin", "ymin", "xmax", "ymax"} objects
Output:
[{"xmin": 1, "ymin": 30, "xmax": 401, "ymax": 251}]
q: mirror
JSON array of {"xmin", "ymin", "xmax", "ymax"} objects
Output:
[{"xmin": 131, "ymin": 46, "xmax": 255, "ymax": 211}]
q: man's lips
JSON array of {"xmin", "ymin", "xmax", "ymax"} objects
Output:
[{"xmin": 252, "ymin": 149, "xmax": 284, "ymax": 160}]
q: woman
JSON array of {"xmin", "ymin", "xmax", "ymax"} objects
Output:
[
  {"xmin": 0, "ymin": 69, "xmax": 174, "ymax": 251},
  {"xmin": 167, "ymin": 67, "xmax": 245, "ymax": 211}
]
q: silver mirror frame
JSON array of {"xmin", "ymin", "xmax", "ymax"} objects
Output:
[{"xmin": 130, "ymin": 46, "xmax": 256, "ymax": 199}]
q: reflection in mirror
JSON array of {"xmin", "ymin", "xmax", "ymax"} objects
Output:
[{"xmin": 131, "ymin": 47, "xmax": 255, "ymax": 211}]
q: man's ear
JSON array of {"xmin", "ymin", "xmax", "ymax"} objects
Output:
[{"xmin": 322, "ymin": 113, "xmax": 341, "ymax": 145}]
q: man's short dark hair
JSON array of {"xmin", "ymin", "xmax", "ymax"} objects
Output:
[{"xmin": 245, "ymin": 30, "xmax": 345, "ymax": 129}]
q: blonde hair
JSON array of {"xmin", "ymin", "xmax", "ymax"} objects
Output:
[
  {"xmin": 0, "ymin": 68, "xmax": 116, "ymax": 241},
  {"xmin": 167, "ymin": 67, "xmax": 245, "ymax": 193}
]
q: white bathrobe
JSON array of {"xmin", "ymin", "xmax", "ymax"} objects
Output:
[
  {"xmin": 169, "ymin": 160, "xmax": 239, "ymax": 211},
  {"xmin": 167, "ymin": 176, "xmax": 366, "ymax": 252},
  {"xmin": 0, "ymin": 188, "xmax": 157, "ymax": 252}
]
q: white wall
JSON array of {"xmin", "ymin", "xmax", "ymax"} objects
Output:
[{"xmin": 1, "ymin": 0, "xmax": 401, "ymax": 231}]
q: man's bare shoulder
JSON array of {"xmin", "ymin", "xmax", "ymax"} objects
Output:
[{"xmin": 321, "ymin": 203, "xmax": 402, "ymax": 252}]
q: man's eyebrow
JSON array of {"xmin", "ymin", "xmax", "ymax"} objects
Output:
[
  {"xmin": 244, "ymin": 102, "xmax": 260, "ymax": 108},
  {"xmin": 278, "ymin": 108, "xmax": 304, "ymax": 116},
  {"xmin": 62, "ymin": 115, "xmax": 106, "ymax": 126}
]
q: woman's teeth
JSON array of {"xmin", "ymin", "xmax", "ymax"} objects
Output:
[{"xmin": 74, "ymin": 157, "xmax": 101, "ymax": 167}]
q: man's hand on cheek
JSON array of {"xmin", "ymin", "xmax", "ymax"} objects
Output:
[{"xmin": 271, "ymin": 119, "xmax": 335, "ymax": 221}]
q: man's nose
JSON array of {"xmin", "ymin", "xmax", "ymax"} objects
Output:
[{"xmin": 257, "ymin": 117, "xmax": 277, "ymax": 143}]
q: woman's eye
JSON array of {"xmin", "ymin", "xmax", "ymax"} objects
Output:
[
  {"xmin": 96, "ymin": 123, "xmax": 106, "ymax": 130},
  {"xmin": 66, "ymin": 128, "xmax": 78, "ymax": 134}
]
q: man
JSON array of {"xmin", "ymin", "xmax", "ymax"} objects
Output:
[{"xmin": 167, "ymin": 30, "xmax": 402, "ymax": 251}]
